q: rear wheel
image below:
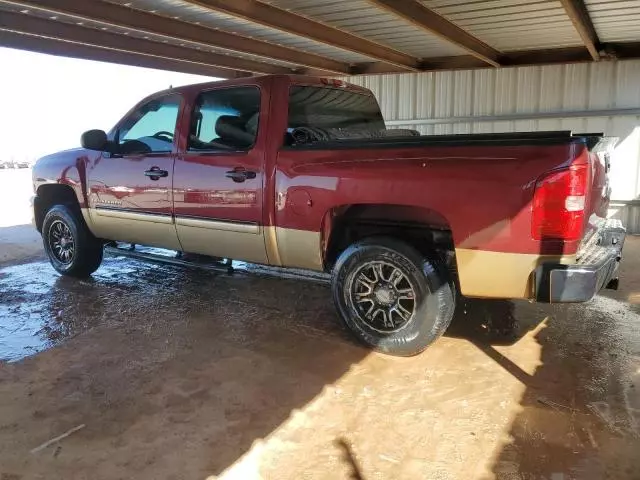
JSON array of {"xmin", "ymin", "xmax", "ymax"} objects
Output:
[
  {"xmin": 42, "ymin": 204, "xmax": 103, "ymax": 277},
  {"xmin": 332, "ymin": 237, "xmax": 455, "ymax": 356}
]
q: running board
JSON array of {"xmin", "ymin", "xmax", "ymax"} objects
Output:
[{"xmin": 104, "ymin": 243, "xmax": 330, "ymax": 284}]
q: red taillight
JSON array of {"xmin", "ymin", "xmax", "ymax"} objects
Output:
[
  {"xmin": 320, "ymin": 78, "xmax": 346, "ymax": 88},
  {"xmin": 531, "ymin": 163, "xmax": 589, "ymax": 241}
]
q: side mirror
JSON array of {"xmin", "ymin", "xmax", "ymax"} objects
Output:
[{"xmin": 81, "ymin": 129, "xmax": 110, "ymax": 151}]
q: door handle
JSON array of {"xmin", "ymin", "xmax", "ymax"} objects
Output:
[
  {"xmin": 225, "ymin": 169, "xmax": 257, "ymax": 183},
  {"xmin": 144, "ymin": 167, "xmax": 168, "ymax": 179}
]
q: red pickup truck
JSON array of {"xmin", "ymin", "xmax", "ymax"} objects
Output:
[{"xmin": 32, "ymin": 74, "xmax": 625, "ymax": 356}]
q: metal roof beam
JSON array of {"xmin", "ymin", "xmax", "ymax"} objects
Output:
[
  {"xmin": 416, "ymin": 47, "xmax": 594, "ymax": 72},
  {"xmin": 367, "ymin": 0, "xmax": 501, "ymax": 67},
  {"xmin": 0, "ymin": 29, "xmax": 248, "ymax": 78},
  {"xmin": 342, "ymin": 46, "xmax": 604, "ymax": 75},
  {"xmin": 501, "ymin": 46, "xmax": 593, "ymax": 67},
  {"xmin": 396, "ymin": 45, "xmax": 638, "ymax": 74},
  {"xmin": 184, "ymin": 0, "xmax": 420, "ymax": 71},
  {"xmin": 0, "ymin": 0, "xmax": 349, "ymax": 74},
  {"xmin": 608, "ymin": 42, "xmax": 640, "ymax": 59},
  {"xmin": 559, "ymin": 0, "xmax": 601, "ymax": 61},
  {"xmin": 0, "ymin": 12, "xmax": 284, "ymax": 74}
]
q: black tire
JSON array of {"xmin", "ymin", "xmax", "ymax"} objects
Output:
[
  {"xmin": 332, "ymin": 237, "xmax": 455, "ymax": 356},
  {"xmin": 42, "ymin": 204, "xmax": 103, "ymax": 277}
]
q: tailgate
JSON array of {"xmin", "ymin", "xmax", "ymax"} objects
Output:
[{"xmin": 574, "ymin": 133, "xmax": 619, "ymax": 243}]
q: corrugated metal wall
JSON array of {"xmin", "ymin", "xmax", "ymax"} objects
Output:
[{"xmin": 340, "ymin": 59, "xmax": 640, "ymax": 233}]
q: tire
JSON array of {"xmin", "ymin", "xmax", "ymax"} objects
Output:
[
  {"xmin": 332, "ymin": 237, "xmax": 455, "ymax": 356},
  {"xmin": 42, "ymin": 204, "xmax": 103, "ymax": 277}
]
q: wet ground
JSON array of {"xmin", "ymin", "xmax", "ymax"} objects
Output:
[{"xmin": 1, "ymin": 183, "xmax": 639, "ymax": 478}]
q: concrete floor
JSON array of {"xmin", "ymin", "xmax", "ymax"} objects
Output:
[{"xmin": 1, "ymin": 169, "xmax": 639, "ymax": 479}]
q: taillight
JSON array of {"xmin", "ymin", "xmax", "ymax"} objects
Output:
[{"xmin": 531, "ymin": 163, "xmax": 589, "ymax": 241}]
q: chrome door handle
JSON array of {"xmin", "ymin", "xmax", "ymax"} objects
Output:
[
  {"xmin": 144, "ymin": 167, "xmax": 168, "ymax": 179},
  {"xmin": 226, "ymin": 169, "xmax": 256, "ymax": 182}
]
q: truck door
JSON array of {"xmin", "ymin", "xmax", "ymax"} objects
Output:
[
  {"xmin": 173, "ymin": 85, "xmax": 267, "ymax": 264},
  {"xmin": 87, "ymin": 93, "xmax": 182, "ymax": 250}
]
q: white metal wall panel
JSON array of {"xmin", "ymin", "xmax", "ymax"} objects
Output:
[
  {"xmin": 340, "ymin": 59, "xmax": 640, "ymax": 232},
  {"xmin": 585, "ymin": 0, "xmax": 640, "ymax": 42}
]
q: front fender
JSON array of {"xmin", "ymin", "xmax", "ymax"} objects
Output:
[{"xmin": 33, "ymin": 148, "xmax": 94, "ymax": 209}]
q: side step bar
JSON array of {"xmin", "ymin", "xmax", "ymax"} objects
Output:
[{"xmin": 104, "ymin": 243, "xmax": 330, "ymax": 284}]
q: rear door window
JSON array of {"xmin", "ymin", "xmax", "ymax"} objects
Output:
[{"xmin": 188, "ymin": 87, "xmax": 261, "ymax": 152}]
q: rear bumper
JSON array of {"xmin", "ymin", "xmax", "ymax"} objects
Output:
[{"xmin": 535, "ymin": 219, "xmax": 625, "ymax": 303}]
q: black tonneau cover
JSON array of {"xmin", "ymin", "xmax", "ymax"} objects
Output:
[{"xmin": 287, "ymin": 130, "xmax": 611, "ymax": 150}]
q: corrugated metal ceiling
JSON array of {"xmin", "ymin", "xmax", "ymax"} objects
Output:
[
  {"xmin": 267, "ymin": 0, "xmax": 467, "ymax": 58},
  {"xmin": 2, "ymin": 0, "xmax": 640, "ymax": 76},
  {"xmin": 104, "ymin": 0, "xmax": 375, "ymax": 64},
  {"xmin": 585, "ymin": 0, "xmax": 640, "ymax": 42},
  {"xmin": 423, "ymin": 0, "xmax": 584, "ymax": 51},
  {"xmin": 2, "ymin": 1, "xmax": 302, "ymax": 69}
]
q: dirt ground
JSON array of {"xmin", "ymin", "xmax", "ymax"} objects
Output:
[
  {"xmin": 1, "ymin": 169, "xmax": 639, "ymax": 479},
  {"xmin": 0, "ymin": 169, "xmax": 43, "ymax": 265}
]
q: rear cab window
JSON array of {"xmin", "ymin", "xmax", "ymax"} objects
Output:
[{"xmin": 286, "ymin": 85, "xmax": 385, "ymax": 145}]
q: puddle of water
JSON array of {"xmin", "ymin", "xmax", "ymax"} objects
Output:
[
  {"xmin": 0, "ymin": 250, "xmax": 329, "ymax": 363},
  {"xmin": 0, "ymin": 257, "xmax": 170, "ymax": 362}
]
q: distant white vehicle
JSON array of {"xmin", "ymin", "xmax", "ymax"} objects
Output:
[{"xmin": 0, "ymin": 161, "xmax": 31, "ymax": 169}]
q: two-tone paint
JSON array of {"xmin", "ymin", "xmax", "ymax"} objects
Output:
[{"xmin": 32, "ymin": 75, "xmax": 610, "ymax": 300}]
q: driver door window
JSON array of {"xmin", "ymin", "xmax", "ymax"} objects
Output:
[{"xmin": 117, "ymin": 95, "xmax": 180, "ymax": 154}]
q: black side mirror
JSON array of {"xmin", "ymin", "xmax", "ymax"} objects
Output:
[{"xmin": 81, "ymin": 129, "xmax": 110, "ymax": 151}]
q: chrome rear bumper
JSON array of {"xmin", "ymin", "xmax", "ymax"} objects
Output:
[{"xmin": 535, "ymin": 219, "xmax": 625, "ymax": 303}]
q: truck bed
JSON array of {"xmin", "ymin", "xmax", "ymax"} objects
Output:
[{"xmin": 286, "ymin": 130, "xmax": 598, "ymax": 150}]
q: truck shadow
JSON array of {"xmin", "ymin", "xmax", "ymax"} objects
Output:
[
  {"xmin": 0, "ymin": 257, "xmax": 369, "ymax": 478},
  {"xmin": 447, "ymin": 298, "xmax": 523, "ymax": 346},
  {"xmin": 485, "ymin": 239, "xmax": 640, "ymax": 478},
  {"xmin": 445, "ymin": 298, "xmax": 545, "ymax": 386},
  {"xmin": 487, "ymin": 296, "xmax": 640, "ymax": 478},
  {"xmin": 3, "ymin": 253, "xmax": 638, "ymax": 478}
]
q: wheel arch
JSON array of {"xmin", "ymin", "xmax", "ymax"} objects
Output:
[
  {"xmin": 321, "ymin": 203, "xmax": 456, "ymax": 274},
  {"xmin": 34, "ymin": 183, "xmax": 83, "ymax": 233}
]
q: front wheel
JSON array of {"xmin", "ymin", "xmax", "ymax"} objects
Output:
[
  {"xmin": 331, "ymin": 237, "xmax": 455, "ymax": 356},
  {"xmin": 42, "ymin": 204, "xmax": 103, "ymax": 277}
]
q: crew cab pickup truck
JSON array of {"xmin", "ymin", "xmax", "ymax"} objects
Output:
[{"xmin": 32, "ymin": 74, "xmax": 625, "ymax": 356}]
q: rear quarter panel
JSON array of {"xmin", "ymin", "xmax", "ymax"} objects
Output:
[{"xmin": 274, "ymin": 140, "xmax": 587, "ymax": 299}]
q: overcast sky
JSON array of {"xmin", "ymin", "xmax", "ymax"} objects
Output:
[{"xmin": 0, "ymin": 47, "xmax": 217, "ymax": 161}]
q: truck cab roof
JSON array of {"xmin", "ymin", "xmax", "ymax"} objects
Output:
[{"xmin": 161, "ymin": 74, "xmax": 372, "ymax": 98}]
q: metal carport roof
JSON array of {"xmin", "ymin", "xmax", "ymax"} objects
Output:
[{"xmin": 0, "ymin": 0, "xmax": 638, "ymax": 77}]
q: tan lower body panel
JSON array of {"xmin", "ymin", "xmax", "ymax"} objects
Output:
[
  {"xmin": 80, "ymin": 208, "xmax": 92, "ymax": 230},
  {"xmin": 455, "ymin": 248, "xmax": 576, "ymax": 299},
  {"xmin": 89, "ymin": 209, "xmax": 183, "ymax": 251},
  {"xmin": 265, "ymin": 227, "xmax": 323, "ymax": 271},
  {"xmin": 86, "ymin": 207, "xmax": 569, "ymax": 299},
  {"xmin": 176, "ymin": 217, "xmax": 268, "ymax": 264}
]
